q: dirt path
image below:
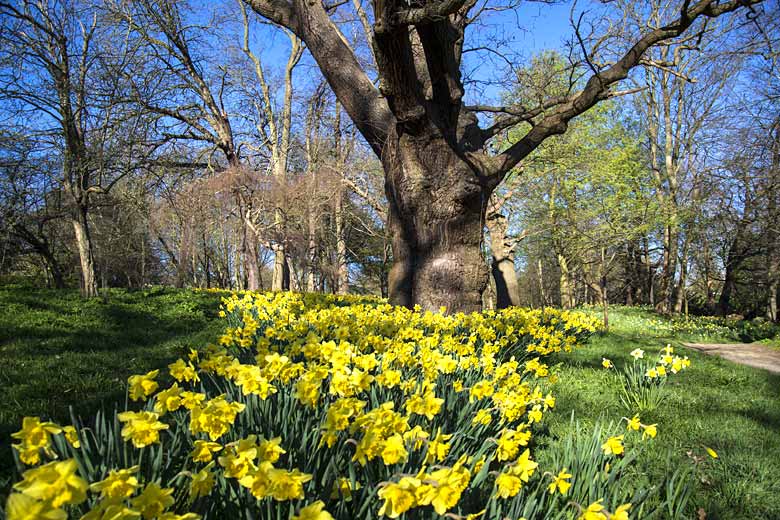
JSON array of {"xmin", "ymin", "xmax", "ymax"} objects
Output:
[{"xmin": 682, "ymin": 342, "xmax": 780, "ymax": 374}]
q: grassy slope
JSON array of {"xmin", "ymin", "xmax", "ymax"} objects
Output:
[
  {"xmin": 1, "ymin": 291, "xmax": 778, "ymax": 518},
  {"xmin": 0, "ymin": 286, "xmax": 224, "ymax": 492},
  {"xmin": 542, "ymin": 306, "xmax": 780, "ymax": 520}
]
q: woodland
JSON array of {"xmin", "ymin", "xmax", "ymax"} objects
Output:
[
  {"xmin": 1, "ymin": 0, "xmax": 779, "ymax": 318},
  {"xmin": 4, "ymin": 2, "xmax": 780, "ymax": 519}
]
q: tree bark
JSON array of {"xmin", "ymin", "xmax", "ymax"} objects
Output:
[
  {"xmin": 72, "ymin": 205, "xmax": 98, "ymax": 297},
  {"xmin": 674, "ymin": 233, "xmax": 690, "ymax": 314},
  {"xmin": 557, "ymin": 254, "xmax": 576, "ymax": 309},
  {"xmin": 333, "ymin": 105, "xmax": 349, "ymax": 295},
  {"xmin": 718, "ymin": 236, "xmax": 745, "ymax": 316},
  {"xmin": 486, "ymin": 212, "xmax": 520, "ymax": 308},
  {"xmin": 383, "ymin": 129, "xmax": 489, "ymax": 313},
  {"xmin": 244, "ymin": 217, "xmax": 261, "ymax": 291}
]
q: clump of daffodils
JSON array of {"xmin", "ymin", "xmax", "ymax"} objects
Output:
[{"xmin": 7, "ymin": 291, "xmax": 622, "ymax": 519}]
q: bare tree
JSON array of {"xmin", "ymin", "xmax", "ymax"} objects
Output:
[
  {"xmin": 0, "ymin": 0, "xmax": 152, "ymax": 296},
  {"xmin": 243, "ymin": 0, "xmax": 764, "ymax": 312},
  {"xmin": 238, "ymin": 1, "xmax": 303, "ymax": 290}
]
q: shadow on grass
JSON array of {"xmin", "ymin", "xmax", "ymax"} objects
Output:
[{"xmin": 0, "ymin": 287, "xmax": 224, "ymax": 490}]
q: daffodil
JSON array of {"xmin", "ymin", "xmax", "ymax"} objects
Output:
[
  {"xmin": 131, "ymin": 482, "xmax": 175, "ymax": 520},
  {"xmin": 601, "ymin": 435, "xmax": 624, "ymax": 456},
  {"xmin": 293, "ymin": 501, "xmax": 334, "ymax": 520},
  {"xmin": 89, "ymin": 466, "xmax": 141, "ymax": 499},
  {"xmin": 128, "ymin": 370, "xmax": 160, "ymax": 401},
  {"xmin": 13, "ymin": 459, "xmax": 87, "ymax": 508},
  {"xmin": 117, "ymin": 411, "xmax": 169, "ymax": 448},
  {"xmin": 548, "ymin": 469, "xmax": 572, "ymax": 495},
  {"xmin": 378, "ymin": 476, "xmax": 420, "ymax": 518}
]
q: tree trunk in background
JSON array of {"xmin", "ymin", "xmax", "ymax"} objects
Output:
[
  {"xmin": 335, "ymin": 181, "xmax": 349, "ymax": 294},
  {"xmin": 72, "ymin": 205, "xmax": 98, "ymax": 297},
  {"xmin": 243, "ymin": 217, "xmax": 261, "ymax": 291},
  {"xmin": 486, "ymin": 212, "xmax": 520, "ymax": 308},
  {"xmin": 234, "ymin": 229, "xmax": 244, "ymax": 290},
  {"xmin": 332, "ymin": 105, "xmax": 349, "ymax": 295},
  {"xmin": 557, "ymin": 253, "xmax": 575, "ymax": 309},
  {"xmin": 718, "ymin": 236, "xmax": 745, "ymax": 316},
  {"xmin": 674, "ymin": 234, "xmax": 690, "ymax": 313},
  {"xmin": 656, "ymin": 223, "xmax": 678, "ymax": 313},
  {"xmin": 383, "ymin": 128, "xmax": 489, "ymax": 313},
  {"xmin": 767, "ymin": 119, "xmax": 780, "ymax": 321},
  {"xmin": 306, "ymin": 210, "xmax": 318, "ymax": 292},
  {"xmin": 272, "ymin": 244, "xmax": 289, "ymax": 291},
  {"xmin": 49, "ymin": 259, "xmax": 66, "ymax": 289},
  {"xmin": 702, "ymin": 236, "xmax": 716, "ymax": 310}
]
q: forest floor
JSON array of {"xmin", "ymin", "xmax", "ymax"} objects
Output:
[
  {"xmin": 682, "ymin": 342, "xmax": 780, "ymax": 374},
  {"xmin": 0, "ymin": 290, "xmax": 778, "ymax": 518}
]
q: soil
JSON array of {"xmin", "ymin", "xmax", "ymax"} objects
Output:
[{"xmin": 682, "ymin": 342, "xmax": 780, "ymax": 374}]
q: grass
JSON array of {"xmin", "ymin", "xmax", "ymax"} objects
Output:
[
  {"xmin": 541, "ymin": 306, "xmax": 780, "ymax": 519},
  {"xmin": 1, "ymin": 292, "xmax": 778, "ymax": 518},
  {"xmin": 0, "ymin": 285, "xmax": 224, "ymax": 495}
]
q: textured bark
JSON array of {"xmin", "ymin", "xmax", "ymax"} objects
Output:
[
  {"xmin": 335, "ymin": 185, "xmax": 349, "ymax": 294},
  {"xmin": 674, "ymin": 234, "xmax": 690, "ymax": 314},
  {"xmin": 72, "ymin": 206, "xmax": 98, "ymax": 298},
  {"xmin": 383, "ymin": 127, "xmax": 489, "ymax": 313},
  {"xmin": 306, "ymin": 206, "xmax": 318, "ymax": 292},
  {"xmin": 718, "ymin": 234, "xmax": 746, "ymax": 316},
  {"xmin": 272, "ymin": 244, "xmax": 289, "ymax": 291},
  {"xmin": 557, "ymin": 254, "xmax": 576, "ymax": 309},
  {"xmin": 655, "ymin": 223, "xmax": 678, "ymax": 313},
  {"xmin": 536, "ymin": 259, "xmax": 547, "ymax": 307},
  {"xmin": 333, "ymin": 105, "xmax": 349, "ymax": 295},
  {"xmin": 486, "ymin": 212, "xmax": 520, "ymax": 308},
  {"xmin": 244, "ymin": 217, "xmax": 261, "ymax": 291}
]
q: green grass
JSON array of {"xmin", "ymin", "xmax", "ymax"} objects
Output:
[
  {"xmin": 0, "ymin": 285, "xmax": 224, "ymax": 494},
  {"xmin": 1, "ymin": 292, "xmax": 778, "ymax": 518},
  {"xmin": 541, "ymin": 306, "xmax": 780, "ymax": 519}
]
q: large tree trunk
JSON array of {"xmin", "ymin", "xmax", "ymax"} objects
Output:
[
  {"xmin": 486, "ymin": 212, "xmax": 520, "ymax": 308},
  {"xmin": 72, "ymin": 205, "xmax": 98, "ymax": 298},
  {"xmin": 383, "ymin": 130, "xmax": 489, "ymax": 313}
]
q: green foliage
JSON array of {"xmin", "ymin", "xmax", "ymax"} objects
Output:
[
  {"xmin": 0, "ymin": 286, "xmax": 224, "ymax": 497},
  {"xmin": 616, "ymin": 361, "xmax": 669, "ymax": 414},
  {"xmin": 550, "ymin": 306, "xmax": 780, "ymax": 519}
]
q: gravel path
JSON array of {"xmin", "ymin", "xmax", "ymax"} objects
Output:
[{"xmin": 682, "ymin": 342, "xmax": 780, "ymax": 374}]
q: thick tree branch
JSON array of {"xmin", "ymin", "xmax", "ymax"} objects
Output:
[
  {"xmin": 487, "ymin": 0, "xmax": 763, "ymax": 178},
  {"xmin": 243, "ymin": 0, "xmax": 392, "ymax": 155}
]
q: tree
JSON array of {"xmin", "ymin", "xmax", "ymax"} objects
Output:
[
  {"xmin": 243, "ymin": 0, "xmax": 764, "ymax": 312},
  {"xmin": 0, "ymin": 133, "xmax": 68, "ymax": 287},
  {"xmin": 0, "ymin": 0, "xmax": 152, "ymax": 296}
]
